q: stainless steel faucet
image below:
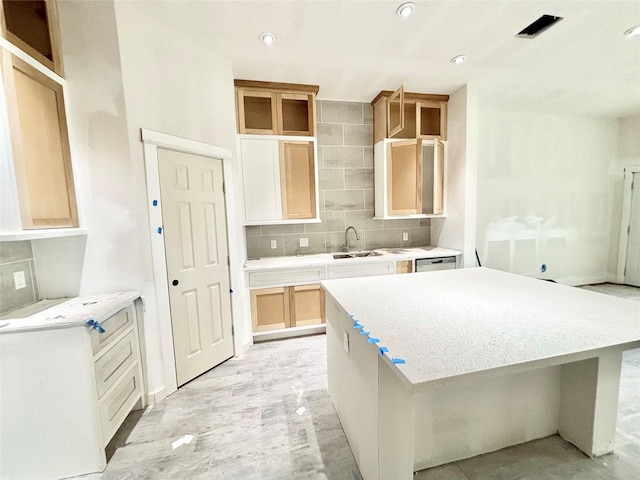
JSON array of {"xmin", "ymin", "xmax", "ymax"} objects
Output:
[{"xmin": 343, "ymin": 226, "xmax": 361, "ymax": 252}]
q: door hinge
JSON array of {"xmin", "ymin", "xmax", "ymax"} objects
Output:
[
  {"xmin": 628, "ymin": 225, "xmax": 631, "ymax": 235},
  {"xmin": 222, "ymin": 182, "xmax": 226, "ymax": 194},
  {"xmin": 227, "ymin": 255, "xmax": 230, "ymax": 266},
  {"xmin": 631, "ymin": 180, "xmax": 634, "ymax": 190}
]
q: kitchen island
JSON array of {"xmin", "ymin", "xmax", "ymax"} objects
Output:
[{"xmin": 322, "ymin": 268, "xmax": 640, "ymax": 480}]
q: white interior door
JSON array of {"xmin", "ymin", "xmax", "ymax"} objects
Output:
[
  {"xmin": 625, "ymin": 172, "xmax": 640, "ymax": 287},
  {"xmin": 158, "ymin": 148, "xmax": 234, "ymax": 386}
]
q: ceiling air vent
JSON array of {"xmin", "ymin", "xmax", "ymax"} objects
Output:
[{"xmin": 516, "ymin": 14, "xmax": 563, "ymax": 39}]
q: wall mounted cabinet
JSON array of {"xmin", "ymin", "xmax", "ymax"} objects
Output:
[
  {"xmin": 372, "ymin": 87, "xmax": 448, "ymax": 143},
  {"xmin": 372, "ymin": 86, "xmax": 448, "ymax": 220},
  {"xmin": 1, "ymin": 0, "xmax": 64, "ymax": 76},
  {"xmin": 239, "ymin": 135, "xmax": 319, "ymax": 225},
  {"xmin": 235, "ymin": 80, "xmax": 318, "ymax": 137},
  {"xmin": 374, "ymin": 138, "xmax": 445, "ymax": 219}
]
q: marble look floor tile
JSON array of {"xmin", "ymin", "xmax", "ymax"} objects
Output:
[{"xmin": 67, "ymin": 283, "xmax": 638, "ymax": 480}]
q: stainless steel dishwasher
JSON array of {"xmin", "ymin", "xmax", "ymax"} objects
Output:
[{"xmin": 414, "ymin": 256, "xmax": 457, "ymax": 272}]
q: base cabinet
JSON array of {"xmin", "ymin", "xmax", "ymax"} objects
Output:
[
  {"xmin": 250, "ymin": 283, "xmax": 325, "ymax": 333},
  {"xmin": 0, "ymin": 299, "xmax": 144, "ymax": 480}
]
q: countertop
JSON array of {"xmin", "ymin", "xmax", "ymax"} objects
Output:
[
  {"xmin": 321, "ymin": 267, "xmax": 640, "ymax": 390},
  {"xmin": 0, "ymin": 291, "xmax": 140, "ymax": 334},
  {"xmin": 244, "ymin": 246, "xmax": 461, "ymax": 271}
]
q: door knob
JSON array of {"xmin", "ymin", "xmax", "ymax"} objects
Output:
[{"xmin": 172, "ymin": 279, "xmax": 179, "ymax": 286}]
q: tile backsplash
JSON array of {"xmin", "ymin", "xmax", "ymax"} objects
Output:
[
  {"xmin": 0, "ymin": 241, "xmax": 39, "ymax": 315},
  {"xmin": 245, "ymin": 100, "xmax": 431, "ymax": 259}
]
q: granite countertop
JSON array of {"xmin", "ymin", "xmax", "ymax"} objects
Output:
[
  {"xmin": 0, "ymin": 291, "xmax": 140, "ymax": 334},
  {"xmin": 244, "ymin": 246, "xmax": 462, "ymax": 271},
  {"xmin": 321, "ymin": 267, "xmax": 640, "ymax": 390}
]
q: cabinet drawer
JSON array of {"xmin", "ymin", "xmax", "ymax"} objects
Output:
[
  {"xmin": 99, "ymin": 365, "xmax": 142, "ymax": 446},
  {"xmin": 327, "ymin": 262, "xmax": 394, "ymax": 279},
  {"xmin": 248, "ymin": 267, "xmax": 325, "ymax": 287},
  {"xmin": 90, "ymin": 306, "xmax": 134, "ymax": 355},
  {"xmin": 94, "ymin": 331, "xmax": 138, "ymax": 399}
]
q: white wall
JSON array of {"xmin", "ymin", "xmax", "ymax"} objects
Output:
[
  {"xmin": 431, "ymin": 84, "xmax": 479, "ymax": 267},
  {"xmin": 58, "ymin": 0, "xmax": 249, "ymax": 400},
  {"xmin": 476, "ymin": 109, "xmax": 620, "ymax": 285}
]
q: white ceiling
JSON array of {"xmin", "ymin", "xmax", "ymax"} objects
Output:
[{"xmin": 142, "ymin": 0, "xmax": 640, "ymax": 118}]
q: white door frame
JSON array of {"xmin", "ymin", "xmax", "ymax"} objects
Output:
[
  {"xmin": 142, "ymin": 128, "xmax": 233, "ymax": 397},
  {"xmin": 616, "ymin": 164, "xmax": 640, "ymax": 284}
]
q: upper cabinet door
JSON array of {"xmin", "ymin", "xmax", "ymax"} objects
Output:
[
  {"xmin": 239, "ymin": 137, "xmax": 282, "ymax": 222},
  {"xmin": 279, "ymin": 140, "xmax": 316, "ymax": 220},
  {"xmin": 277, "ymin": 93, "xmax": 315, "ymax": 136},
  {"xmin": 387, "ymin": 85, "xmax": 404, "ymax": 138},
  {"xmin": 0, "ymin": 0, "xmax": 64, "ymax": 76},
  {"xmin": 2, "ymin": 50, "xmax": 78, "ymax": 229},
  {"xmin": 416, "ymin": 101, "xmax": 447, "ymax": 140},
  {"xmin": 236, "ymin": 90, "xmax": 278, "ymax": 135},
  {"xmin": 387, "ymin": 138, "xmax": 422, "ymax": 216}
]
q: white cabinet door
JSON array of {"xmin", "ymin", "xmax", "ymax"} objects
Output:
[{"xmin": 240, "ymin": 137, "xmax": 282, "ymax": 222}]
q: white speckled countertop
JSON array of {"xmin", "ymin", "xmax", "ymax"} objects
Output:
[
  {"xmin": 321, "ymin": 268, "xmax": 640, "ymax": 390},
  {"xmin": 244, "ymin": 246, "xmax": 461, "ymax": 271},
  {"xmin": 0, "ymin": 291, "xmax": 140, "ymax": 334}
]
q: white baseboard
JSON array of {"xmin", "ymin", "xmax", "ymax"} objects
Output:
[{"xmin": 146, "ymin": 386, "xmax": 167, "ymax": 405}]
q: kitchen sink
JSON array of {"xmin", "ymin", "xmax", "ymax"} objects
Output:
[{"xmin": 332, "ymin": 251, "xmax": 383, "ymax": 259}]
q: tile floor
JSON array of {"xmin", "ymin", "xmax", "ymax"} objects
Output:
[{"xmin": 72, "ymin": 283, "xmax": 640, "ymax": 480}]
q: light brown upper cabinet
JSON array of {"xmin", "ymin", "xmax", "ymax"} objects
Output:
[
  {"xmin": 372, "ymin": 87, "xmax": 448, "ymax": 219},
  {"xmin": 279, "ymin": 140, "xmax": 316, "ymax": 220},
  {"xmin": 0, "ymin": 0, "xmax": 63, "ymax": 76},
  {"xmin": 235, "ymin": 80, "xmax": 318, "ymax": 136},
  {"xmin": 1, "ymin": 49, "xmax": 78, "ymax": 229},
  {"xmin": 372, "ymin": 89, "xmax": 448, "ymax": 143}
]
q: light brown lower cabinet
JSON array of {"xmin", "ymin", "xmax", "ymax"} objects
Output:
[
  {"xmin": 396, "ymin": 260, "xmax": 413, "ymax": 274},
  {"xmin": 250, "ymin": 283, "xmax": 325, "ymax": 333}
]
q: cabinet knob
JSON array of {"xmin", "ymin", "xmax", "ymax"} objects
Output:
[{"xmin": 172, "ymin": 279, "xmax": 179, "ymax": 286}]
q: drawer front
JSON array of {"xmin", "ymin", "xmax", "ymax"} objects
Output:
[
  {"xmin": 94, "ymin": 331, "xmax": 138, "ymax": 399},
  {"xmin": 327, "ymin": 262, "xmax": 394, "ymax": 279},
  {"xmin": 248, "ymin": 267, "xmax": 325, "ymax": 287},
  {"xmin": 99, "ymin": 365, "xmax": 142, "ymax": 446},
  {"xmin": 90, "ymin": 306, "xmax": 134, "ymax": 355}
]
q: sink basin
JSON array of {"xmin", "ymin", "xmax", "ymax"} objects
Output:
[{"xmin": 332, "ymin": 251, "xmax": 383, "ymax": 259}]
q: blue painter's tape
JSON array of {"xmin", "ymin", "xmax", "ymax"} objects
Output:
[
  {"xmin": 85, "ymin": 319, "xmax": 105, "ymax": 334},
  {"xmin": 152, "ymin": 199, "xmax": 158, "ymax": 206},
  {"xmin": 353, "ymin": 323, "xmax": 363, "ymax": 330},
  {"xmin": 378, "ymin": 346, "xmax": 389, "ymax": 356},
  {"xmin": 347, "ymin": 313, "xmax": 354, "ymax": 318},
  {"xmin": 358, "ymin": 330, "xmax": 370, "ymax": 335},
  {"xmin": 391, "ymin": 358, "xmax": 406, "ymax": 364},
  {"xmin": 367, "ymin": 337, "xmax": 380, "ymax": 344},
  {"xmin": 157, "ymin": 226, "xmax": 163, "ymax": 234}
]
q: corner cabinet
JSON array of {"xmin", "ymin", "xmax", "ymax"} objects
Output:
[
  {"xmin": 235, "ymin": 79, "xmax": 320, "ymax": 225},
  {"xmin": 372, "ymin": 86, "xmax": 448, "ymax": 220}
]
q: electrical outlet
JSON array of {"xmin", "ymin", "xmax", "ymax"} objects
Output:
[
  {"xmin": 270, "ymin": 240, "xmax": 277, "ymax": 249},
  {"xmin": 402, "ymin": 232, "xmax": 409, "ymax": 241},
  {"xmin": 343, "ymin": 330, "xmax": 350, "ymax": 354},
  {"xmin": 299, "ymin": 237, "xmax": 309, "ymax": 247},
  {"xmin": 13, "ymin": 271, "xmax": 26, "ymax": 290}
]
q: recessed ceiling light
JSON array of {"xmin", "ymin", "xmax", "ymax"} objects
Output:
[
  {"xmin": 396, "ymin": 2, "xmax": 415, "ymax": 17},
  {"xmin": 624, "ymin": 25, "xmax": 640, "ymax": 37},
  {"xmin": 451, "ymin": 55, "xmax": 467, "ymax": 64},
  {"xmin": 260, "ymin": 32, "xmax": 277, "ymax": 45}
]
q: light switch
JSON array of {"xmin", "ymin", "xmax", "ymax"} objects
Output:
[
  {"xmin": 402, "ymin": 232, "xmax": 409, "ymax": 241},
  {"xmin": 13, "ymin": 271, "xmax": 26, "ymax": 290},
  {"xmin": 270, "ymin": 240, "xmax": 277, "ymax": 249},
  {"xmin": 299, "ymin": 237, "xmax": 309, "ymax": 247},
  {"xmin": 343, "ymin": 330, "xmax": 350, "ymax": 354}
]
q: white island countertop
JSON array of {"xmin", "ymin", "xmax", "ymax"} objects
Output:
[
  {"xmin": 0, "ymin": 291, "xmax": 140, "ymax": 334},
  {"xmin": 244, "ymin": 246, "xmax": 461, "ymax": 271},
  {"xmin": 321, "ymin": 267, "xmax": 640, "ymax": 390}
]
